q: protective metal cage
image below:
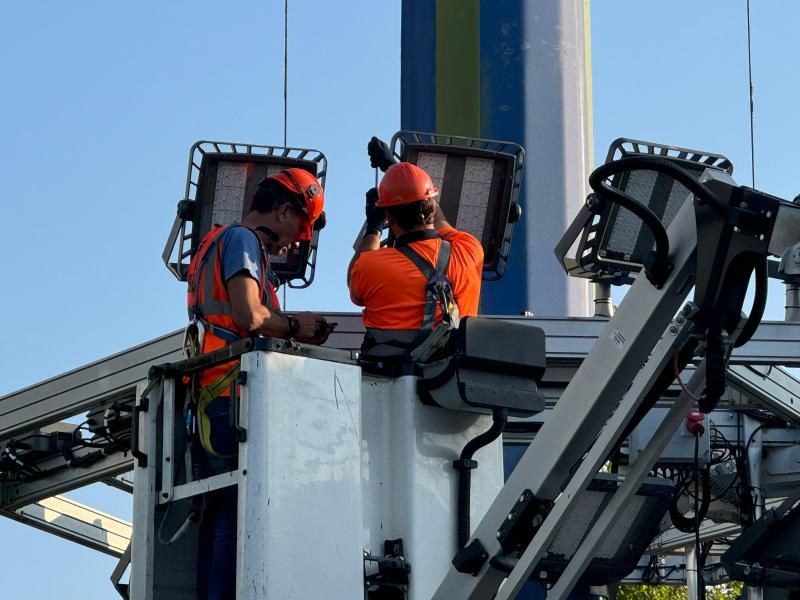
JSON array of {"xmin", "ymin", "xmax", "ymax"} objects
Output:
[
  {"xmin": 162, "ymin": 140, "xmax": 327, "ymax": 288},
  {"xmin": 556, "ymin": 138, "xmax": 733, "ymax": 285},
  {"xmin": 390, "ymin": 131, "xmax": 525, "ymax": 281}
]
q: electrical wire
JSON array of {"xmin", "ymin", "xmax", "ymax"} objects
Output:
[
  {"xmin": 283, "ymin": 0, "xmax": 288, "ymax": 149},
  {"xmin": 744, "ymin": 423, "xmax": 766, "ymax": 453},
  {"xmin": 281, "ymin": 0, "xmax": 289, "ymax": 311},
  {"xmin": 746, "ymin": 0, "xmax": 756, "ymax": 188},
  {"xmin": 673, "ymin": 353, "xmax": 700, "ymax": 403}
]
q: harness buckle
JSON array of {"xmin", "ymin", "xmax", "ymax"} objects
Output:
[{"xmin": 183, "ymin": 318, "xmax": 206, "ymax": 359}]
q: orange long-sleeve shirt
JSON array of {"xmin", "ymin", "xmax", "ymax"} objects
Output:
[{"xmin": 349, "ymin": 226, "xmax": 483, "ymax": 329}]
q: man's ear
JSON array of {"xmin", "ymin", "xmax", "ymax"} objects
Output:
[{"xmin": 277, "ymin": 202, "xmax": 292, "ymax": 223}]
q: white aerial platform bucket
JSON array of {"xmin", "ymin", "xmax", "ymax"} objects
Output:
[{"xmin": 131, "ymin": 340, "xmax": 509, "ymax": 599}]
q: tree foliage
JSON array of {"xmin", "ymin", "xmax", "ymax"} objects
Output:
[{"xmin": 617, "ymin": 582, "xmax": 743, "ymax": 600}]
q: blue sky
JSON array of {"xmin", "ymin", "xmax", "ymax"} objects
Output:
[{"xmin": 2, "ymin": 1, "xmax": 800, "ymax": 597}]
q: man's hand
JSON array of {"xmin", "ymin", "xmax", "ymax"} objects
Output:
[
  {"xmin": 365, "ymin": 187, "xmax": 386, "ymax": 235},
  {"xmin": 290, "ymin": 312, "xmax": 321, "ymax": 341},
  {"xmin": 367, "ymin": 136, "xmax": 396, "ymax": 172},
  {"xmin": 293, "ymin": 313, "xmax": 335, "ymax": 345}
]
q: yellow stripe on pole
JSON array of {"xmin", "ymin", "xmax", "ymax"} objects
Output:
[{"xmin": 435, "ymin": 0, "xmax": 480, "ymax": 137}]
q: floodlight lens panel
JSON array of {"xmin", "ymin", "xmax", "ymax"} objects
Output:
[
  {"xmin": 417, "ymin": 152, "xmax": 447, "ymax": 190},
  {"xmin": 549, "ymin": 489, "xmax": 605, "ymax": 556},
  {"xmin": 604, "ymin": 169, "xmax": 658, "ymax": 259},
  {"xmin": 412, "ymin": 151, "xmax": 496, "ymax": 243},
  {"xmin": 456, "ymin": 157, "xmax": 494, "ymax": 240},
  {"xmin": 662, "ymin": 180, "xmax": 693, "ymax": 230},
  {"xmin": 595, "ymin": 498, "xmax": 644, "ymax": 560},
  {"xmin": 600, "ymin": 163, "xmax": 706, "ymax": 268},
  {"xmin": 212, "ymin": 162, "xmax": 250, "ymax": 225},
  {"xmin": 266, "ymin": 164, "xmax": 285, "ymax": 177}
]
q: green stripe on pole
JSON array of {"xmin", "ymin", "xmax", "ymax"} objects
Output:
[{"xmin": 435, "ymin": 0, "xmax": 480, "ymax": 137}]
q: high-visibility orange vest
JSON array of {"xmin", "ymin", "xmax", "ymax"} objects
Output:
[{"xmin": 186, "ymin": 224, "xmax": 279, "ymax": 391}]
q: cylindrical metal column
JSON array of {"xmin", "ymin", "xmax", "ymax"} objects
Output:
[
  {"xmin": 743, "ymin": 415, "xmax": 764, "ymax": 600},
  {"xmin": 593, "ymin": 282, "xmax": 614, "ymax": 318},
  {"xmin": 401, "ymin": 0, "xmax": 593, "ymax": 317},
  {"xmin": 685, "ymin": 545, "xmax": 699, "ymax": 600},
  {"xmin": 785, "ymin": 283, "xmax": 800, "ymax": 321}
]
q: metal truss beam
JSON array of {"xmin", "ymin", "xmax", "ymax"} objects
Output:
[
  {"xmin": 2, "ymin": 495, "xmax": 131, "ymax": 557},
  {"xmin": 4, "ymin": 313, "xmax": 800, "ymax": 444},
  {"xmin": 0, "ymin": 331, "xmax": 184, "ymax": 441},
  {"xmin": 3, "ymin": 448, "xmax": 132, "ymax": 510},
  {"xmin": 727, "ymin": 364, "xmax": 800, "ymax": 423},
  {"xmin": 104, "ymin": 472, "xmax": 134, "ymax": 494},
  {"xmin": 649, "ymin": 498, "xmax": 785, "ymax": 554}
]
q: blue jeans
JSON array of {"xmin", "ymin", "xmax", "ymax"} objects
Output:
[{"xmin": 194, "ymin": 396, "xmax": 239, "ymax": 600}]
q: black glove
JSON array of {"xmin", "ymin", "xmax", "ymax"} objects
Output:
[
  {"xmin": 365, "ymin": 187, "xmax": 386, "ymax": 236},
  {"xmin": 367, "ymin": 136, "xmax": 397, "ymax": 172}
]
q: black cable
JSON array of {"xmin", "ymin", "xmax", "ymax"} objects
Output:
[
  {"xmin": 589, "ymin": 156, "xmax": 730, "ymax": 219},
  {"xmin": 588, "ymin": 181, "xmax": 670, "ymax": 262},
  {"xmin": 72, "ymin": 423, "xmax": 116, "ymax": 449},
  {"xmin": 734, "ymin": 258, "xmax": 768, "ymax": 348},
  {"xmin": 453, "ymin": 408, "xmax": 507, "ymax": 549},
  {"xmin": 668, "ymin": 462, "xmax": 710, "ymax": 533},
  {"xmin": 744, "ymin": 424, "xmax": 766, "ymax": 453},
  {"xmin": 707, "ymin": 425, "xmax": 748, "ymax": 503},
  {"xmin": 588, "ymin": 155, "xmax": 731, "ymax": 289}
]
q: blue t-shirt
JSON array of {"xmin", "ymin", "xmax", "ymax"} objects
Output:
[{"xmin": 218, "ymin": 226, "xmax": 278, "ymax": 307}]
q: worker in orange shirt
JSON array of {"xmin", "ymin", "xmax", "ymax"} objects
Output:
[{"xmin": 348, "ymin": 149, "xmax": 483, "ymax": 359}]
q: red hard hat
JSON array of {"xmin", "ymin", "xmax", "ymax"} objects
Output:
[
  {"xmin": 269, "ymin": 168, "xmax": 325, "ymax": 241},
  {"xmin": 376, "ymin": 162, "xmax": 439, "ymax": 208}
]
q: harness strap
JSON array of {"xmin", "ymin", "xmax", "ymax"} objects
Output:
[
  {"xmin": 193, "ymin": 362, "xmax": 242, "ymax": 458},
  {"xmin": 360, "ymin": 238, "xmax": 459, "ymax": 364},
  {"xmin": 395, "ymin": 243, "xmax": 436, "ymax": 278},
  {"xmin": 395, "ymin": 239, "xmax": 454, "ymax": 330},
  {"xmin": 202, "ymin": 321, "xmax": 241, "ymax": 344}
]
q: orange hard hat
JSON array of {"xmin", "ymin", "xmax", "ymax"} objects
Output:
[
  {"xmin": 376, "ymin": 162, "xmax": 439, "ymax": 208},
  {"xmin": 269, "ymin": 168, "xmax": 325, "ymax": 240}
]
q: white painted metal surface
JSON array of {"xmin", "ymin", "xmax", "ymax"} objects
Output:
[
  {"xmin": 130, "ymin": 380, "xmax": 160, "ymax": 600},
  {"xmin": 237, "ymin": 350, "xmax": 363, "ymax": 600},
  {"xmin": 361, "ymin": 374, "xmax": 504, "ymax": 600}
]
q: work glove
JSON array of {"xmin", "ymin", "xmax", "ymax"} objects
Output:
[
  {"xmin": 367, "ymin": 136, "xmax": 397, "ymax": 172},
  {"xmin": 365, "ymin": 187, "xmax": 386, "ymax": 236}
]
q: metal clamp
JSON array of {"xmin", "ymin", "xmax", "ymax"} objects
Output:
[
  {"xmin": 229, "ymin": 371, "xmax": 248, "ymax": 443},
  {"xmin": 131, "ymin": 397, "xmax": 149, "ymax": 468}
]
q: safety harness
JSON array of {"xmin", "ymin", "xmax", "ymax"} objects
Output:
[
  {"xmin": 364, "ymin": 230, "xmax": 461, "ymax": 363},
  {"xmin": 185, "ymin": 224, "xmax": 274, "ymax": 457}
]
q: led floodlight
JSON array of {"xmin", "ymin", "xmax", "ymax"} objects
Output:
[
  {"xmin": 162, "ymin": 140, "xmax": 327, "ymax": 288},
  {"xmin": 492, "ymin": 472, "xmax": 674, "ymax": 586},
  {"xmin": 556, "ymin": 138, "xmax": 733, "ymax": 284},
  {"xmin": 390, "ymin": 131, "xmax": 525, "ymax": 281}
]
